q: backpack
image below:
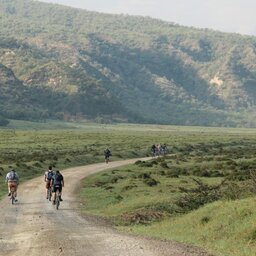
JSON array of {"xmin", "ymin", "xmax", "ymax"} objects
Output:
[
  {"xmin": 47, "ymin": 171, "xmax": 53, "ymax": 180},
  {"xmin": 9, "ymin": 171, "xmax": 17, "ymax": 180},
  {"xmin": 104, "ymin": 149, "xmax": 111, "ymax": 156},
  {"xmin": 54, "ymin": 173, "xmax": 63, "ymax": 185}
]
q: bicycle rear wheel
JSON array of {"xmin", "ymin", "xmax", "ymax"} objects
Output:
[
  {"xmin": 11, "ymin": 193, "xmax": 15, "ymax": 205},
  {"xmin": 56, "ymin": 196, "xmax": 60, "ymax": 210},
  {"xmin": 56, "ymin": 189, "xmax": 60, "ymax": 210},
  {"xmin": 48, "ymin": 188, "xmax": 52, "ymax": 201}
]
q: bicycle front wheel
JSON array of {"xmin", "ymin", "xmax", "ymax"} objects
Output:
[
  {"xmin": 56, "ymin": 197, "xmax": 60, "ymax": 210},
  {"xmin": 11, "ymin": 194, "xmax": 15, "ymax": 205}
]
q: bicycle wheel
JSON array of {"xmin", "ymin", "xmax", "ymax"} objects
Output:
[
  {"xmin": 11, "ymin": 192, "xmax": 15, "ymax": 205},
  {"xmin": 48, "ymin": 188, "xmax": 52, "ymax": 201},
  {"xmin": 56, "ymin": 196, "xmax": 60, "ymax": 210},
  {"xmin": 56, "ymin": 189, "xmax": 60, "ymax": 210}
]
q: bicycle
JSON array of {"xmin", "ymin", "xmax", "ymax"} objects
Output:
[
  {"xmin": 10, "ymin": 184, "xmax": 17, "ymax": 205},
  {"xmin": 55, "ymin": 188, "xmax": 61, "ymax": 210},
  {"xmin": 52, "ymin": 185, "xmax": 61, "ymax": 210},
  {"xmin": 104, "ymin": 149, "xmax": 111, "ymax": 164},
  {"xmin": 105, "ymin": 156, "xmax": 110, "ymax": 164}
]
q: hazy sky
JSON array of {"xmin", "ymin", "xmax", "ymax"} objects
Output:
[{"xmin": 37, "ymin": 0, "xmax": 256, "ymax": 36}]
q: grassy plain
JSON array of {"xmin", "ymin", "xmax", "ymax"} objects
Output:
[
  {"xmin": 0, "ymin": 120, "xmax": 157, "ymax": 197},
  {"xmin": 1, "ymin": 121, "xmax": 256, "ymax": 255},
  {"xmin": 77, "ymin": 123, "xmax": 256, "ymax": 256}
]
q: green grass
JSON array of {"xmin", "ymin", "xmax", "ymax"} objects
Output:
[
  {"xmin": 80, "ymin": 166, "xmax": 223, "ymax": 217},
  {"xmin": 80, "ymin": 159, "xmax": 256, "ymax": 255},
  {"xmin": 75, "ymin": 123, "xmax": 256, "ymax": 256},
  {"xmin": 122, "ymin": 198, "xmax": 256, "ymax": 256},
  {"xmin": 2, "ymin": 120, "xmax": 242, "ymax": 197},
  {"xmin": 1, "ymin": 120, "xmax": 256, "ymax": 255}
]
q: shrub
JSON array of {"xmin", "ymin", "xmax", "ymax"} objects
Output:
[
  {"xmin": 138, "ymin": 173, "xmax": 151, "ymax": 179},
  {"xmin": 201, "ymin": 216, "xmax": 210, "ymax": 224},
  {"xmin": 144, "ymin": 177, "xmax": 159, "ymax": 186},
  {"xmin": 120, "ymin": 209, "xmax": 164, "ymax": 225},
  {"xmin": 110, "ymin": 176, "xmax": 124, "ymax": 183},
  {"xmin": 151, "ymin": 202, "xmax": 180, "ymax": 215},
  {"xmin": 33, "ymin": 162, "xmax": 42, "ymax": 167},
  {"xmin": 160, "ymin": 161, "xmax": 169, "ymax": 169},
  {"xmin": 166, "ymin": 169, "xmax": 181, "ymax": 178},
  {"xmin": 122, "ymin": 184, "xmax": 137, "ymax": 191},
  {"xmin": 221, "ymin": 181, "xmax": 244, "ymax": 200},
  {"xmin": 115, "ymin": 194, "xmax": 123, "ymax": 202},
  {"xmin": 175, "ymin": 178, "xmax": 223, "ymax": 212},
  {"xmin": 249, "ymin": 229, "xmax": 256, "ymax": 241}
]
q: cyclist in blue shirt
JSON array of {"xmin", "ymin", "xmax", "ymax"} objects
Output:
[{"xmin": 51, "ymin": 170, "xmax": 64, "ymax": 205}]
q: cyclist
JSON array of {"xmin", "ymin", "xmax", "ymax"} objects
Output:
[
  {"xmin": 51, "ymin": 170, "xmax": 64, "ymax": 205},
  {"xmin": 5, "ymin": 169, "xmax": 19, "ymax": 201},
  {"xmin": 162, "ymin": 144, "xmax": 168, "ymax": 155},
  {"xmin": 104, "ymin": 148, "xmax": 111, "ymax": 163},
  {"xmin": 44, "ymin": 166, "xmax": 54, "ymax": 200},
  {"xmin": 151, "ymin": 144, "xmax": 156, "ymax": 157}
]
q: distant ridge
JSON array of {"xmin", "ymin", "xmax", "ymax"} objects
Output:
[{"xmin": 0, "ymin": 0, "xmax": 255, "ymax": 127}]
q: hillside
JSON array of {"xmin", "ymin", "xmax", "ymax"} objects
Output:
[{"xmin": 0, "ymin": 0, "xmax": 256, "ymax": 126}]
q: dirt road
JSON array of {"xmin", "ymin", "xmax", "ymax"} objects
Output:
[{"xmin": 0, "ymin": 158, "xmax": 213, "ymax": 256}]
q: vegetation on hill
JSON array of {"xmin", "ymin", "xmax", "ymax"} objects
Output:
[{"xmin": 0, "ymin": 0, "xmax": 256, "ymax": 126}]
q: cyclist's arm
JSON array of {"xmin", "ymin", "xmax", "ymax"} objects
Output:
[
  {"xmin": 15, "ymin": 174, "xmax": 20, "ymax": 185},
  {"xmin": 44, "ymin": 171, "xmax": 48, "ymax": 182},
  {"xmin": 5, "ymin": 174, "xmax": 9, "ymax": 183},
  {"xmin": 50, "ymin": 178, "xmax": 53, "ymax": 187}
]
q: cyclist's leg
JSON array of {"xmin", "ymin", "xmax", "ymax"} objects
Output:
[
  {"xmin": 8, "ymin": 182, "xmax": 17, "ymax": 197},
  {"xmin": 55, "ymin": 189, "xmax": 61, "ymax": 209},
  {"xmin": 9, "ymin": 182, "xmax": 18, "ymax": 201},
  {"xmin": 46, "ymin": 180, "xmax": 50, "ymax": 198},
  {"xmin": 7, "ymin": 182, "xmax": 11, "ymax": 196},
  {"xmin": 59, "ymin": 186, "xmax": 63, "ymax": 201},
  {"xmin": 14, "ymin": 184, "xmax": 17, "ymax": 198},
  {"xmin": 48, "ymin": 185, "xmax": 52, "ymax": 201},
  {"xmin": 52, "ymin": 185, "xmax": 57, "ymax": 204}
]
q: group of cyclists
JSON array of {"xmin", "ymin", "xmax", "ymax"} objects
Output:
[
  {"xmin": 151, "ymin": 143, "xmax": 168, "ymax": 157},
  {"xmin": 5, "ymin": 166, "xmax": 64, "ymax": 205},
  {"xmin": 5, "ymin": 145, "xmax": 166, "ymax": 203},
  {"xmin": 44, "ymin": 166, "xmax": 64, "ymax": 204},
  {"xmin": 5, "ymin": 148, "xmax": 111, "ymax": 203}
]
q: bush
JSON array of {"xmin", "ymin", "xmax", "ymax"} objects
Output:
[
  {"xmin": 138, "ymin": 173, "xmax": 151, "ymax": 179},
  {"xmin": 120, "ymin": 209, "xmax": 164, "ymax": 225},
  {"xmin": 201, "ymin": 216, "xmax": 211, "ymax": 224},
  {"xmin": 175, "ymin": 178, "xmax": 223, "ymax": 212},
  {"xmin": 144, "ymin": 177, "xmax": 159, "ymax": 186},
  {"xmin": 249, "ymin": 229, "xmax": 256, "ymax": 241},
  {"xmin": 166, "ymin": 168, "xmax": 182, "ymax": 177},
  {"xmin": 160, "ymin": 161, "xmax": 169, "ymax": 169}
]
